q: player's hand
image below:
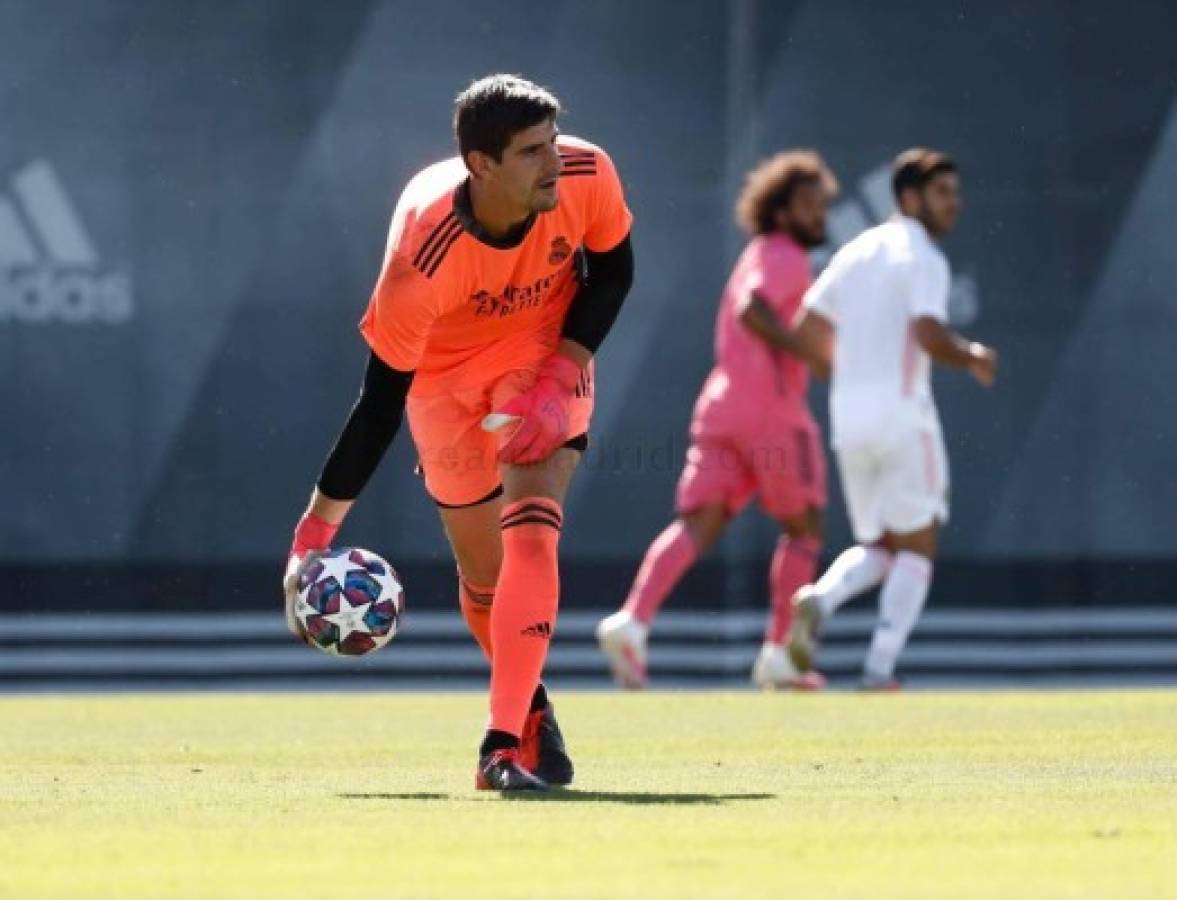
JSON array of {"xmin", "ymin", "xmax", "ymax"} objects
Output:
[
  {"xmin": 487, "ymin": 354, "xmax": 582, "ymax": 465},
  {"xmin": 283, "ymin": 550, "xmax": 324, "ymax": 641},
  {"xmin": 967, "ymin": 343, "xmax": 998, "ymax": 388},
  {"xmin": 284, "ymin": 511, "xmax": 341, "ymax": 641}
]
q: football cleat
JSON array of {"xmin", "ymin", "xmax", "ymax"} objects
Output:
[
  {"xmin": 752, "ymin": 643, "xmax": 826, "ymax": 691},
  {"xmin": 475, "ymin": 748, "xmax": 548, "ymax": 792},
  {"xmin": 787, "ymin": 585, "xmax": 824, "ymax": 673},
  {"xmin": 595, "ymin": 610, "xmax": 649, "ymax": 690},
  {"xmin": 859, "ymin": 673, "xmax": 903, "ymax": 692},
  {"xmin": 521, "ymin": 702, "xmax": 574, "ymax": 786}
]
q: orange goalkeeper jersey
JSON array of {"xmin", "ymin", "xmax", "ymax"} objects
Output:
[{"xmin": 359, "ymin": 136, "xmax": 633, "ymax": 397}]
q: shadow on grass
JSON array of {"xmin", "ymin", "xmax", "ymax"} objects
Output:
[
  {"xmin": 502, "ymin": 791, "xmax": 776, "ymax": 805},
  {"xmin": 339, "ymin": 792, "xmax": 451, "ymax": 801},
  {"xmin": 338, "ymin": 791, "xmax": 775, "ymax": 805}
]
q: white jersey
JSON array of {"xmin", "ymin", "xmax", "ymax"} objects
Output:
[{"xmin": 804, "ymin": 216, "xmax": 950, "ymax": 449}]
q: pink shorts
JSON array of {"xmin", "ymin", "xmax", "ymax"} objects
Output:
[{"xmin": 675, "ymin": 407, "xmax": 826, "ymax": 520}]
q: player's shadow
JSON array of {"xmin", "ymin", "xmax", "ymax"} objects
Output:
[
  {"xmin": 338, "ymin": 791, "xmax": 774, "ymax": 805},
  {"xmin": 503, "ymin": 791, "xmax": 775, "ymax": 805}
]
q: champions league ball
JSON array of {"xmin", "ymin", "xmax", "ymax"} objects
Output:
[{"xmin": 294, "ymin": 548, "xmax": 405, "ymax": 656}]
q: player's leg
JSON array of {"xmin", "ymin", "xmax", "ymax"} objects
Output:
[
  {"xmin": 438, "ymin": 491, "xmax": 504, "ymax": 660},
  {"xmin": 475, "ymin": 444, "xmax": 581, "ymax": 789},
  {"xmin": 438, "ymin": 486, "xmax": 571, "ymax": 789},
  {"xmin": 411, "ymin": 386, "xmax": 559, "ymax": 790},
  {"xmin": 812, "ymin": 444, "xmax": 894, "ymax": 617},
  {"xmin": 474, "ymin": 362, "xmax": 599, "ymax": 787},
  {"xmin": 860, "ymin": 522, "xmax": 937, "ymax": 689},
  {"xmin": 625, "ymin": 437, "xmax": 743, "ymax": 625},
  {"xmin": 860, "ymin": 427, "xmax": 948, "ymax": 689},
  {"xmin": 756, "ymin": 421, "xmax": 826, "ymax": 647},
  {"xmin": 753, "ymin": 504, "xmax": 828, "ymax": 689},
  {"xmin": 624, "ymin": 502, "xmax": 728, "ymax": 624},
  {"xmin": 766, "ymin": 506, "xmax": 824, "ymax": 645},
  {"xmin": 410, "ymin": 388, "xmax": 506, "ymax": 661},
  {"xmin": 788, "ymin": 445, "xmax": 892, "ymax": 672},
  {"xmin": 595, "ymin": 501, "xmax": 727, "ymax": 689},
  {"xmin": 750, "ymin": 419, "xmax": 827, "ymax": 688},
  {"xmin": 439, "ymin": 488, "xmax": 575, "ymax": 786},
  {"xmin": 597, "ymin": 433, "xmax": 751, "ymax": 688}
]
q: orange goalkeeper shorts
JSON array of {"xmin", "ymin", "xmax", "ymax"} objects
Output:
[{"xmin": 406, "ymin": 364, "xmax": 594, "ymax": 507}]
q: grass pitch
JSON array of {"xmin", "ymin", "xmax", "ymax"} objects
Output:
[{"xmin": 1, "ymin": 690, "xmax": 1175, "ymax": 899}]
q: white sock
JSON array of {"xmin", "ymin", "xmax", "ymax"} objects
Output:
[
  {"xmin": 813, "ymin": 546, "xmax": 893, "ymax": 617},
  {"xmin": 864, "ymin": 551, "xmax": 932, "ymax": 680}
]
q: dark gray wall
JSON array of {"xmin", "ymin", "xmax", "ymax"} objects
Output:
[{"xmin": 2, "ymin": 1, "xmax": 1175, "ymax": 599}]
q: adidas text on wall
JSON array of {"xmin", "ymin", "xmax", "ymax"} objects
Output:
[{"xmin": 0, "ymin": 160, "xmax": 133, "ymax": 325}]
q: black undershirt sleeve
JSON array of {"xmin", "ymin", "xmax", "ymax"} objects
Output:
[
  {"xmin": 560, "ymin": 234, "xmax": 634, "ymax": 353},
  {"xmin": 316, "ymin": 352, "xmax": 414, "ymax": 501}
]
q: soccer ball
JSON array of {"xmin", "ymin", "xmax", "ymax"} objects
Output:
[{"xmin": 294, "ymin": 548, "xmax": 405, "ymax": 656}]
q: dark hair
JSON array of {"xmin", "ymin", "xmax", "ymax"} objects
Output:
[
  {"xmin": 735, "ymin": 150, "xmax": 837, "ymax": 236},
  {"xmin": 892, "ymin": 148, "xmax": 957, "ymax": 200},
  {"xmin": 453, "ymin": 74, "xmax": 561, "ymax": 164}
]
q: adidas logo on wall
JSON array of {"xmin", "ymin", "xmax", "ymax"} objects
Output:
[
  {"xmin": 821, "ymin": 162, "xmax": 979, "ymax": 326},
  {"xmin": 0, "ymin": 160, "xmax": 133, "ymax": 325}
]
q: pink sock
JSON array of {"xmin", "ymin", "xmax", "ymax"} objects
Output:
[
  {"xmin": 765, "ymin": 535, "xmax": 821, "ymax": 645},
  {"xmin": 622, "ymin": 520, "xmax": 699, "ymax": 625}
]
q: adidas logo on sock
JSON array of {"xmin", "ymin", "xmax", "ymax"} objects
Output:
[
  {"xmin": 0, "ymin": 159, "xmax": 133, "ymax": 325},
  {"xmin": 520, "ymin": 621, "xmax": 552, "ymax": 639}
]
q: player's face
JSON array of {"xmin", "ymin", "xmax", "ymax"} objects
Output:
[
  {"xmin": 495, "ymin": 120, "xmax": 562, "ymax": 214},
  {"xmin": 778, "ymin": 179, "xmax": 829, "ymax": 248},
  {"xmin": 919, "ymin": 172, "xmax": 961, "ymax": 236}
]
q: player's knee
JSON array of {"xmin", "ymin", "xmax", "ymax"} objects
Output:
[
  {"xmin": 887, "ymin": 522, "xmax": 938, "ymax": 559},
  {"xmin": 681, "ymin": 505, "xmax": 726, "ymax": 553},
  {"xmin": 502, "ymin": 448, "xmax": 580, "ymax": 505},
  {"xmin": 780, "ymin": 506, "xmax": 822, "ymax": 540},
  {"xmin": 459, "ymin": 574, "xmax": 496, "ymax": 609},
  {"xmin": 457, "ymin": 554, "xmax": 502, "ymax": 589},
  {"xmin": 500, "ymin": 497, "xmax": 564, "ymax": 558}
]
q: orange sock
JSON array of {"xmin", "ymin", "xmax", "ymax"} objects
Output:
[
  {"xmin": 459, "ymin": 577, "xmax": 496, "ymax": 661},
  {"xmin": 488, "ymin": 498, "xmax": 562, "ymax": 739}
]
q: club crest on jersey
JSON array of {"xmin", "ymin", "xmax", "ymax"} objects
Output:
[{"xmin": 548, "ymin": 236, "xmax": 572, "ymax": 266}]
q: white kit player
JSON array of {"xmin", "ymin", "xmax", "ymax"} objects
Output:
[{"xmin": 786, "ymin": 148, "xmax": 998, "ymax": 689}]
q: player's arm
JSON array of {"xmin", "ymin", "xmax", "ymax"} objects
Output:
[
  {"xmin": 311, "ymin": 352, "xmax": 415, "ymax": 517},
  {"xmin": 493, "ymin": 234, "xmax": 634, "ymax": 463},
  {"xmin": 495, "ymin": 143, "xmax": 635, "ymax": 464},
  {"xmin": 561, "ymin": 233, "xmax": 635, "ymax": 361},
  {"xmin": 294, "ymin": 251, "xmax": 433, "ymax": 537},
  {"xmin": 739, "ymin": 292, "xmax": 793, "ymax": 350},
  {"xmin": 739, "ymin": 293, "xmax": 834, "ymax": 380},
  {"xmin": 558, "ymin": 143, "xmax": 635, "ymax": 364},
  {"xmin": 284, "ymin": 354, "xmax": 414, "ymax": 637},
  {"xmin": 912, "ymin": 317, "xmax": 997, "ymax": 387},
  {"xmin": 790, "ymin": 308, "xmax": 834, "ymax": 381},
  {"xmin": 909, "ymin": 254, "xmax": 996, "ymax": 387},
  {"xmin": 285, "ymin": 204, "xmax": 439, "ymax": 632}
]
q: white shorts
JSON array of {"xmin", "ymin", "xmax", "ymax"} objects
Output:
[{"xmin": 835, "ymin": 418, "xmax": 949, "ymax": 544}]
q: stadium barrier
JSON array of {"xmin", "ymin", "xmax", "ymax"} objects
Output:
[{"xmin": 5, "ymin": 608, "xmax": 1177, "ymax": 690}]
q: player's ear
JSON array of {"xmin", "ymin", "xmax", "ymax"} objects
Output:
[
  {"xmin": 466, "ymin": 149, "xmax": 496, "ymax": 180},
  {"xmin": 897, "ymin": 186, "xmax": 920, "ymax": 217}
]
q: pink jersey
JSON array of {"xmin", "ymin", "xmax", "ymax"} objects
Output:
[{"xmin": 700, "ymin": 233, "xmax": 813, "ymax": 415}]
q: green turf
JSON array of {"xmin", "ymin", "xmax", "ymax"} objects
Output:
[{"xmin": 1, "ymin": 690, "xmax": 1175, "ymax": 899}]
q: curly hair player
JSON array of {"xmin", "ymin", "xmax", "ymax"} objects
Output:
[{"xmin": 597, "ymin": 151, "xmax": 835, "ymax": 690}]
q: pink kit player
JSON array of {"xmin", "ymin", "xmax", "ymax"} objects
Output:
[{"xmin": 597, "ymin": 151, "xmax": 837, "ymax": 690}]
